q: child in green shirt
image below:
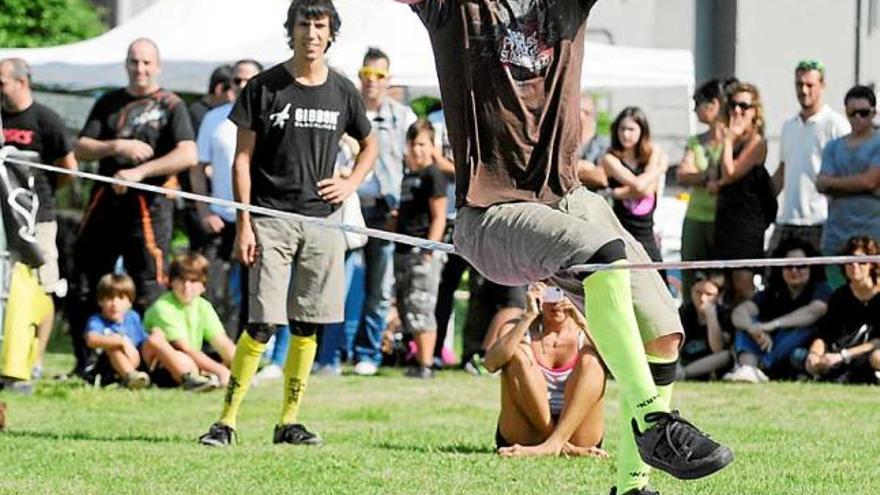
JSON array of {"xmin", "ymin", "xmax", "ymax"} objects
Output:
[{"xmin": 141, "ymin": 253, "xmax": 235, "ymax": 390}]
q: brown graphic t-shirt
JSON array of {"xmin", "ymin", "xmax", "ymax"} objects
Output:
[{"xmin": 413, "ymin": 0, "xmax": 598, "ymax": 207}]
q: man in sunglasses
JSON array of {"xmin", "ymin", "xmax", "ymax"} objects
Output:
[
  {"xmin": 817, "ymin": 85, "xmax": 880, "ymax": 257},
  {"xmin": 404, "ymin": 1, "xmax": 732, "ymax": 494},
  {"xmin": 772, "ymin": 59, "xmax": 850, "ymax": 253},
  {"xmin": 352, "ymin": 47, "xmax": 417, "ymax": 377}
]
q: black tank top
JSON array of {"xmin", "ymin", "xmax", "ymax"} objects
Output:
[{"xmin": 609, "ymin": 158, "xmax": 661, "ymax": 261}]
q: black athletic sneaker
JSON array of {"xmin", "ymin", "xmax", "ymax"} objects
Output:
[
  {"xmin": 633, "ymin": 410, "xmax": 734, "ymax": 480},
  {"xmin": 273, "ymin": 423, "xmax": 323, "ymax": 445},
  {"xmin": 198, "ymin": 422, "xmax": 237, "ymax": 447},
  {"xmin": 609, "ymin": 487, "xmax": 660, "ymax": 495},
  {"xmin": 404, "ymin": 366, "xmax": 435, "ymax": 379}
]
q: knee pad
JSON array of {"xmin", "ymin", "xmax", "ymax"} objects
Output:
[
  {"xmin": 566, "ymin": 239, "xmax": 627, "ymax": 280},
  {"xmin": 649, "ymin": 359, "xmax": 679, "ymax": 386},
  {"xmin": 588, "ymin": 239, "xmax": 627, "ymax": 265},
  {"xmin": 245, "ymin": 323, "xmax": 280, "ymax": 344},
  {"xmin": 289, "ymin": 321, "xmax": 321, "ymax": 337}
]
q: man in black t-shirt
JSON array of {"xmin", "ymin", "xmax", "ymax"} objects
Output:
[
  {"xmin": 68, "ymin": 38, "xmax": 197, "ymax": 375},
  {"xmin": 1, "ymin": 57, "xmax": 78, "ymax": 378},
  {"xmin": 199, "ymin": 0, "xmax": 377, "ymax": 448}
]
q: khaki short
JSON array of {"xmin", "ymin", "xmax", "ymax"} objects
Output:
[
  {"xmin": 35, "ymin": 221, "xmax": 60, "ymax": 294},
  {"xmin": 454, "ymin": 187, "xmax": 682, "ymax": 342},
  {"xmin": 248, "ymin": 214, "xmax": 346, "ymax": 325}
]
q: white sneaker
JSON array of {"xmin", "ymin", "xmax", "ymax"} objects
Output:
[
  {"xmin": 723, "ymin": 365, "xmax": 760, "ymax": 383},
  {"xmin": 353, "ymin": 361, "xmax": 378, "ymax": 376},
  {"xmin": 255, "ymin": 364, "xmax": 283, "ymax": 382},
  {"xmin": 754, "ymin": 367, "xmax": 770, "ymax": 383},
  {"xmin": 313, "ymin": 364, "xmax": 342, "ymax": 377}
]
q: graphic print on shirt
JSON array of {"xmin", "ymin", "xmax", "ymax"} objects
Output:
[
  {"xmin": 270, "ymin": 103, "xmax": 291, "ymax": 129},
  {"xmin": 3, "ymin": 128, "xmax": 34, "ymax": 146},
  {"xmin": 268, "ymin": 104, "xmax": 340, "ymax": 132},
  {"xmin": 495, "ymin": 1, "xmax": 555, "ymax": 78},
  {"xmin": 114, "ymin": 94, "xmax": 173, "ymax": 151},
  {"xmin": 294, "ymin": 107, "xmax": 340, "ymax": 131}
]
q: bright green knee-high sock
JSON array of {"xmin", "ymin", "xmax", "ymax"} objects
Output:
[
  {"xmin": 616, "ymin": 395, "xmax": 652, "ymax": 493},
  {"xmin": 615, "ymin": 354, "xmax": 678, "ymax": 492},
  {"xmin": 583, "ymin": 264, "xmax": 665, "ymax": 430},
  {"xmin": 219, "ymin": 332, "xmax": 266, "ymax": 428},
  {"xmin": 279, "ymin": 334, "xmax": 318, "ymax": 425}
]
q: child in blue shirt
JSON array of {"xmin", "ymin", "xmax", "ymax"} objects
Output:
[{"xmin": 83, "ymin": 273, "xmax": 150, "ymax": 389}]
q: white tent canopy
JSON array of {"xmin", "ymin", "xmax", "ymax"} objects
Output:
[{"xmin": 0, "ymin": 0, "xmax": 694, "ymax": 94}]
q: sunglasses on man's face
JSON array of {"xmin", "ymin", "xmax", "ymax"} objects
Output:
[
  {"xmin": 729, "ymin": 101, "xmax": 754, "ymax": 112},
  {"xmin": 359, "ymin": 67, "xmax": 389, "ymax": 80},
  {"xmin": 783, "ymin": 264, "xmax": 808, "ymax": 272},
  {"xmin": 847, "ymin": 108, "xmax": 874, "ymax": 119}
]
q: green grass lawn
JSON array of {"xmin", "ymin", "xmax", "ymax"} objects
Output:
[{"xmin": 1, "ymin": 351, "xmax": 878, "ymax": 495}]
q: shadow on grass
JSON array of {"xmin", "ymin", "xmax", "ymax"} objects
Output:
[
  {"xmin": 374, "ymin": 440, "xmax": 496, "ymax": 455},
  {"xmin": 5, "ymin": 429, "xmax": 186, "ymax": 444}
]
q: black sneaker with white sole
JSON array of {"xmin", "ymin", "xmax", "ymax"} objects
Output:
[
  {"xmin": 609, "ymin": 487, "xmax": 660, "ymax": 495},
  {"xmin": 199, "ymin": 422, "xmax": 237, "ymax": 447},
  {"xmin": 273, "ymin": 423, "xmax": 323, "ymax": 445},
  {"xmin": 633, "ymin": 410, "xmax": 733, "ymax": 480}
]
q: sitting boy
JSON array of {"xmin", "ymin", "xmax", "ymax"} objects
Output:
[
  {"xmin": 142, "ymin": 253, "xmax": 235, "ymax": 390},
  {"xmin": 83, "ymin": 273, "xmax": 151, "ymax": 389}
]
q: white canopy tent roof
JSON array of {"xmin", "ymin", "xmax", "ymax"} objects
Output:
[{"xmin": 0, "ymin": 0, "xmax": 694, "ymax": 94}]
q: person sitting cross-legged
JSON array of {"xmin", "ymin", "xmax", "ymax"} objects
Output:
[
  {"xmin": 83, "ymin": 273, "xmax": 151, "ymax": 389},
  {"xmin": 141, "ymin": 253, "xmax": 235, "ymax": 391},
  {"xmin": 805, "ymin": 235, "xmax": 880, "ymax": 383},
  {"xmin": 727, "ymin": 238, "xmax": 831, "ymax": 382},
  {"xmin": 485, "ymin": 283, "xmax": 608, "ymax": 459}
]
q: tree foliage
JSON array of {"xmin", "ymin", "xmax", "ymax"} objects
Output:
[{"xmin": 0, "ymin": 0, "xmax": 106, "ymax": 48}]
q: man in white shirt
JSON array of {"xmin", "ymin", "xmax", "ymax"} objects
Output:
[
  {"xmin": 193, "ymin": 59, "xmax": 262, "ymax": 328},
  {"xmin": 771, "ymin": 59, "xmax": 850, "ymax": 252}
]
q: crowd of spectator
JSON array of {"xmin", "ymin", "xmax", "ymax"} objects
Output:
[{"xmin": 0, "ymin": 39, "xmax": 878, "ymax": 395}]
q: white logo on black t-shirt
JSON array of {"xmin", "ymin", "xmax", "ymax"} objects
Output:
[
  {"xmin": 294, "ymin": 107, "xmax": 340, "ymax": 131},
  {"xmin": 270, "ymin": 103, "xmax": 292, "ymax": 129}
]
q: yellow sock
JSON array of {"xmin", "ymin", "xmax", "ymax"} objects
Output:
[
  {"xmin": 615, "ymin": 355, "xmax": 677, "ymax": 492},
  {"xmin": 218, "ymin": 332, "xmax": 266, "ymax": 428},
  {"xmin": 616, "ymin": 396, "xmax": 651, "ymax": 493},
  {"xmin": 279, "ymin": 334, "xmax": 318, "ymax": 425},
  {"xmin": 583, "ymin": 266, "xmax": 663, "ymax": 431}
]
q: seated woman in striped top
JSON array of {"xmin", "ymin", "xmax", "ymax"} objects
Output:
[{"xmin": 484, "ymin": 283, "xmax": 608, "ymax": 458}]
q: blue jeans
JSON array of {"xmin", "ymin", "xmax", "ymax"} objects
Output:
[
  {"xmin": 317, "ymin": 250, "xmax": 366, "ymax": 367},
  {"xmin": 265, "ymin": 325, "xmax": 291, "ymax": 367},
  {"xmin": 735, "ymin": 327, "xmax": 814, "ymax": 376},
  {"xmin": 354, "ymin": 207, "xmax": 394, "ymax": 365}
]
